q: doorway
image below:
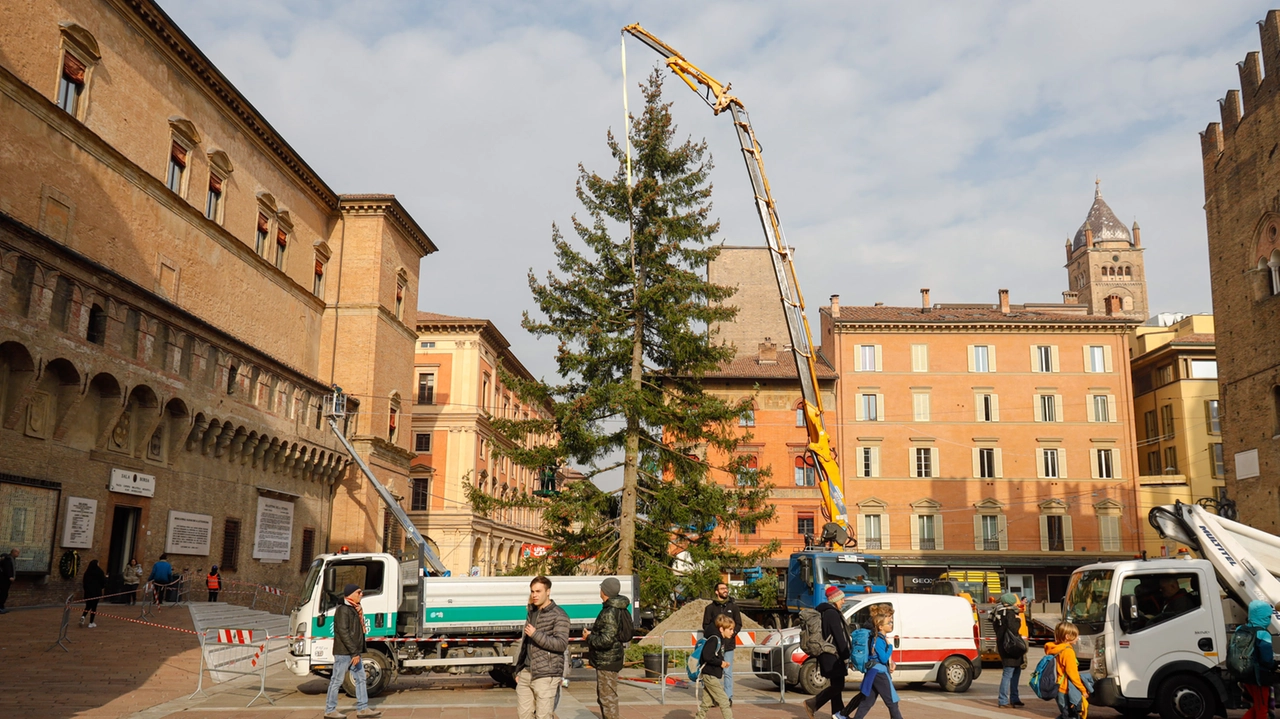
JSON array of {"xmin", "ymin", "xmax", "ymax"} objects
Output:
[{"xmin": 108, "ymin": 506, "xmax": 141, "ymax": 576}]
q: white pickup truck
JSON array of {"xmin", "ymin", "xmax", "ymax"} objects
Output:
[{"xmin": 1066, "ymin": 502, "xmax": 1278, "ymax": 719}]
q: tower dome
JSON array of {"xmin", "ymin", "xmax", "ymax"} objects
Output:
[{"xmin": 1072, "ymin": 181, "xmax": 1132, "ymax": 251}]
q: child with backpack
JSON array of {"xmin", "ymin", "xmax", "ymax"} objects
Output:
[
  {"xmin": 1237, "ymin": 599, "xmax": 1276, "ymax": 719},
  {"xmin": 693, "ymin": 614, "xmax": 735, "ymax": 719},
  {"xmin": 1044, "ymin": 621, "xmax": 1092, "ymax": 719},
  {"xmin": 846, "ymin": 613, "xmax": 903, "ymax": 719}
]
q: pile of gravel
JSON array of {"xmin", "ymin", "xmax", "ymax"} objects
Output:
[{"xmin": 640, "ymin": 599, "xmax": 763, "ymax": 649}]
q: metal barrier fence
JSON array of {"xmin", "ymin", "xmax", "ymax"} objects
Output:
[
  {"xmin": 657, "ymin": 628, "xmax": 787, "ymax": 705},
  {"xmin": 190, "ymin": 627, "xmax": 277, "ymax": 707}
]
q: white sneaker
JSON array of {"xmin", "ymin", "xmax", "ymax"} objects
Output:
[
  {"xmin": 88, "ymin": 622, "xmax": 96, "ymax": 628},
  {"xmin": 79, "ymin": 616, "xmax": 86, "ymax": 626}
]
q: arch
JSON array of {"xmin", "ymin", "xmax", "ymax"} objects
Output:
[
  {"xmin": 49, "ymin": 275, "xmax": 75, "ymax": 331},
  {"xmin": 471, "ymin": 538, "xmax": 484, "ymax": 576},
  {"xmin": 30, "ymin": 357, "xmax": 80, "ymax": 440},
  {"xmin": 0, "ymin": 341, "xmax": 36, "ymax": 424},
  {"xmin": 8, "ymin": 256, "xmax": 37, "ymax": 317},
  {"xmin": 58, "ymin": 22, "xmax": 101, "ymax": 61},
  {"xmin": 207, "ymin": 148, "xmax": 233, "ymax": 174},
  {"xmin": 167, "ymin": 116, "xmax": 202, "ymax": 145},
  {"xmin": 86, "ymin": 303, "xmax": 107, "ymax": 344},
  {"xmin": 256, "ymin": 191, "xmax": 278, "ymax": 213},
  {"xmin": 66, "ymin": 372, "xmax": 121, "ymax": 449}
]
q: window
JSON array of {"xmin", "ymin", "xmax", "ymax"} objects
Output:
[
  {"xmin": 977, "ymin": 393, "xmax": 998, "ymax": 422},
  {"xmin": 1160, "ymin": 404, "xmax": 1175, "ymax": 439},
  {"xmin": 274, "ymin": 228, "xmax": 288, "ymax": 270},
  {"xmin": 793, "ymin": 456, "xmax": 816, "ymax": 487},
  {"xmin": 1190, "ymin": 360, "xmax": 1218, "ymax": 379},
  {"xmin": 912, "ymin": 393, "xmax": 930, "ymax": 422},
  {"xmin": 415, "ymin": 433, "xmax": 432, "ymax": 453},
  {"xmin": 1092, "ymin": 395, "xmax": 1110, "ymax": 422},
  {"xmin": 388, "ymin": 401, "xmax": 399, "ymax": 443},
  {"xmin": 50, "ymin": 276, "xmax": 72, "ymax": 331},
  {"xmin": 1036, "ymin": 346, "xmax": 1054, "ymax": 372},
  {"xmin": 206, "ymin": 174, "xmax": 224, "ymax": 222},
  {"xmin": 914, "ymin": 447, "xmax": 934, "ymax": 478},
  {"xmin": 255, "ymin": 213, "xmax": 270, "ymax": 256},
  {"xmin": 739, "ymin": 407, "xmax": 755, "ymax": 427},
  {"xmin": 395, "ymin": 282, "xmax": 405, "ymax": 320},
  {"xmin": 300, "ymin": 528, "xmax": 316, "ymax": 573},
  {"xmin": 419, "ymin": 341, "xmax": 436, "ymax": 349},
  {"xmin": 911, "ymin": 344, "xmax": 928, "ymax": 372},
  {"xmin": 1038, "ymin": 394, "xmax": 1057, "ymax": 422},
  {"xmin": 1116, "ymin": 573, "xmax": 1202, "ymax": 632},
  {"xmin": 1143, "ymin": 410, "xmax": 1158, "ymax": 440},
  {"xmin": 1206, "ymin": 400, "xmax": 1221, "ymax": 434},
  {"xmin": 981, "ymin": 515, "xmax": 1000, "ymax": 550},
  {"xmin": 1099, "ymin": 515, "xmax": 1122, "ymax": 552},
  {"xmin": 736, "ymin": 455, "xmax": 759, "ymax": 486},
  {"xmin": 917, "ymin": 514, "xmax": 937, "ymax": 550},
  {"xmin": 863, "ymin": 514, "xmax": 883, "ymax": 550},
  {"xmin": 972, "ymin": 345, "xmax": 991, "ymax": 372},
  {"xmin": 1088, "ymin": 346, "xmax": 1106, "ymax": 373},
  {"xmin": 1211, "ymin": 443, "xmax": 1225, "ymax": 479},
  {"xmin": 858, "ymin": 447, "xmax": 879, "ymax": 478},
  {"xmin": 313, "ymin": 257, "xmax": 325, "ymax": 296},
  {"xmin": 1146, "ymin": 450, "xmax": 1161, "ymax": 476},
  {"xmin": 978, "ymin": 448, "xmax": 997, "ymax": 478},
  {"xmin": 797, "ymin": 513, "xmax": 816, "ymax": 539},
  {"xmin": 1097, "ymin": 448, "xmax": 1115, "ymax": 479},
  {"xmin": 166, "ymin": 140, "xmax": 188, "ymax": 194},
  {"xmin": 1046, "ymin": 515, "xmax": 1065, "ymax": 552},
  {"xmin": 740, "ymin": 520, "xmax": 756, "ymax": 535},
  {"xmin": 1163, "ymin": 446, "xmax": 1178, "ymax": 474},
  {"xmin": 1157, "ymin": 364, "xmax": 1174, "ymax": 386},
  {"xmin": 858, "ymin": 345, "xmax": 879, "ymax": 371},
  {"xmin": 220, "ymin": 518, "xmax": 241, "ymax": 572},
  {"xmin": 1042, "ymin": 448, "xmax": 1060, "ymax": 479},
  {"xmin": 417, "ymin": 373, "xmax": 436, "ymax": 405},
  {"xmin": 86, "ymin": 304, "xmax": 107, "ymax": 345},
  {"xmin": 411, "ymin": 478, "xmax": 431, "ymax": 511},
  {"xmin": 860, "ymin": 394, "xmax": 878, "ymax": 421},
  {"xmin": 796, "ymin": 405, "xmax": 805, "ymax": 427},
  {"xmin": 57, "ymin": 52, "xmax": 86, "ymax": 116}
]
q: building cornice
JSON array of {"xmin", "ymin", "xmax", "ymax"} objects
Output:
[
  {"xmin": 833, "ymin": 322, "xmax": 1137, "ymax": 334},
  {"xmin": 339, "ymin": 195, "xmax": 437, "ymax": 257}
]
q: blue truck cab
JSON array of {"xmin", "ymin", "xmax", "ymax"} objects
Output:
[{"xmin": 786, "ymin": 550, "xmax": 888, "ymax": 610}]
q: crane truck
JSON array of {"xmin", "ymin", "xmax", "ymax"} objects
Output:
[
  {"xmin": 284, "ymin": 389, "xmax": 636, "ymax": 696},
  {"xmin": 1064, "ymin": 501, "xmax": 1280, "ymax": 719},
  {"xmin": 620, "ymin": 25, "xmax": 888, "ymax": 628}
]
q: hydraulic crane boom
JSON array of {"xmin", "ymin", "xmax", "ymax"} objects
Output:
[{"xmin": 622, "ymin": 24, "xmax": 851, "ymax": 547}]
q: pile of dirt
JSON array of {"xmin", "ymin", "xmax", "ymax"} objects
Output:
[{"xmin": 640, "ymin": 599, "xmax": 763, "ymax": 646}]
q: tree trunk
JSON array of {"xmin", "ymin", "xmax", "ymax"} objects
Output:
[{"xmin": 619, "ymin": 267, "xmax": 643, "ymax": 576}]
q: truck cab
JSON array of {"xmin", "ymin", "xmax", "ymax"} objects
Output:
[
  {"xmin": 1066, "ymin": 558, "xmax": 1242, "ymax": 719},
  {"xmin": 288, "ymin": 552, "xmax": 403, "ymax": 681},
  {"xmin": 786, "ymin": 551, "xmax": 887, "ymax": 610}
]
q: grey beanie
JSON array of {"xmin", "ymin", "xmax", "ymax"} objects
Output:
[
  {"xmin": 343, "ymin": 583, "xmax": 361, "ymax": 597},
  {"xmin": 600, "ymin": 576, "xmax": 621, "ymax": 598}
]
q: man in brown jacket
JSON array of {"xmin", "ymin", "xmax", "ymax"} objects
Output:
[
  {"xmin": 324, "ymin": 584, "xmax": 382, "ymax": 719},
  {"xmin": 515, "ymin": 575, "xmax": 570, "ymax": 719}
]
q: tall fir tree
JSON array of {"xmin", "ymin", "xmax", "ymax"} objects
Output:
[{"xmin": 474, "ymin": 70, "xmax": 778, "ymax": 609}]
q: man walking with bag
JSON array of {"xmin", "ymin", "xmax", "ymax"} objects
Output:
[
  {"xmin": 994, "ymin": 592, "xmax": 1028, "ymax": 709},
  {"xmin": 702, "ymin": 582, "xmax": 743, "ymax": 700},
  {"xmin": 515, "ymin": 576, "xmax": 570, "ymax": 719},
  {"xmin": 583, "ymin": 577, "xmax": 631, "ymax": 719},
  {"xmin": 324, "ymin": 584, "xmax": 382, "ymax": 719}
]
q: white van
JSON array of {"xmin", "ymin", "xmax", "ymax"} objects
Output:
[{"xmin": 751, "ymin": 593, "xmax": 981, "ymax": 694}]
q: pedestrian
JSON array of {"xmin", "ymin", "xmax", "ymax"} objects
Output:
[
  {"xmin": 694, "ymin": 614, "xmax": 736, "ymax": 719},
  {"xmin": 125, "ymin": 558, "xmax": 142, "ymax": 605},
  {"xmin": 849, "ymin": 613, "xmax": 903, "ymax": 719},
  {"xmin": 583, "ymin": 576, "xmax": 631, "ymax": 719},
  {"xmin": 205, "ymin": 565, "xmax": 221, "ymax": 602},
  {"xmin": 803, "ymin": 586, "xmax": 851, "ymax": 719},
  {"xmin": 323, "ymin": 584, "xmax": 382, "ymax": 719},
  {"xmin": 80, "ymin": 559, "xmax": 106, "ymax": 628},
  {"xmin": 0, "ymin": 548, "xmax": 16, "ymax": 613},
  {"xmin": 1241, "ymin": 599, "xmax": 1276, "ymax": 719},
  {"xmin": 1045, "ymin": 621, "xmax": 1092, "ymax": 719},
  {"xmin": 701, "ymin": 581, "xmax": 743, "ymax": 700},
  {"xmin": 514, "ymin": 575, "xmax": 570, "ymax": 719},
  {"xmin": 147, "ymin": 553, "xmax": 172, "ymax": 606},
  {"xmin": 993, "ymin": 593, "xmax": 1027, "ymax": 708}
]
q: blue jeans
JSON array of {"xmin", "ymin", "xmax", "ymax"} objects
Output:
[
  {"xmin": 326, "ymin": 654, "xmax": 369, "ymax": 712},
  {"xmin": 723, "ymin": 647, "xmax": 734, "ymax": 699},
  {"xmin": 999, "ymin": 665, "xmax": 1022, "ymax": 705},
  {"xmin": 1056, "ymin": 673, "xmax": 1095, "ymax": 718}
]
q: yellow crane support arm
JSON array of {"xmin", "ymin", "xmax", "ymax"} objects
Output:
[{"xmin": 622, "ymin": 24, "xmax": 851, "ymax": 548}]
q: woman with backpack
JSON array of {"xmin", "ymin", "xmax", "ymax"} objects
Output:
[
  {"xmin": 848, "ymin": 613, "xmax": 903, "ymax": 719},
  {"xmin": 803, "ymin": 586, "xmax": 850, "ymax": 719},
  {"xmin": 993, "ymin": 593, "xmax": 1028, "ymax": 708},
  {"xmin": 1044, "ymin": 621, "xmax": 1092, "ymax": 719},
  {"xmin": 1239, "ymin": 599, "xmax": 1276, "ymax": 719}
]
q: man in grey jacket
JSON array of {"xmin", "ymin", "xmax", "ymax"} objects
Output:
[
  {"xmin": 324, "ymin": 584, "xmax": 382, "ymax": 719},
  {"xmin": 515, "ymin": 575, "xmax": 570, "ymax": 719}
]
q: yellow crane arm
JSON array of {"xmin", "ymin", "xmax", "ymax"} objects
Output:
[{"xmin": 622, "ymin": 24, "xmax": 852, "ymax": 548}]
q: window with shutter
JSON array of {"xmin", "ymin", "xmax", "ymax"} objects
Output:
[
  {"xmin": 166, "ymin": 140, "xmax": 188, "ymax": 194},
  {"xmin": 300, "ymin": 528, "xmax": 316, "ymax": 572},
  {"xmin": 220, "ymin": 518, "xmax": 241, "ymax": 571},
  {"xmin": 58, "ymin": 52, "xmax": 87, "ymax": 115},
  {"xmin": 911, "ymin": 344, "xmax": 928, "ymax": 372}
]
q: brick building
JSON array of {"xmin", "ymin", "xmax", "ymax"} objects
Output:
[
  {"xmin": 1201, "ymin": 10, "xmax": 1280, "ymax": 532},
  {"xmin": 0, "ymin": 0, "xmax": 434, "ymax": 605},
  {"xmin": 410, "ymin": 313, "xmax": 555, "ymax": 577}
]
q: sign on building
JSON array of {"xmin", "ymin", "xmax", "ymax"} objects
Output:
[
  {"xmin": 252, "ymin": 496, "xmax": 294, "ymax": 562},
  {"xmin": 109, "ymin": 468, "xmax": 155, "ymax": 497},
  {"xmin": 61, "ymin": 496, "xmax": 97, "ymax": 549},
  {"xmin": 165, "ymin": 510, "xmax": 212, "ymax": 555}
]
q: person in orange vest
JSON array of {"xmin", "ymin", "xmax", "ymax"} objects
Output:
[{"xmin": 206, "ymin": 565, "xmax": 221, "ymax": 602}]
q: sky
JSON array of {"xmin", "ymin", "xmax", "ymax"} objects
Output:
[{"xmin": 163, "ymin": 0, "xmax": 1269, "ymax": 381}]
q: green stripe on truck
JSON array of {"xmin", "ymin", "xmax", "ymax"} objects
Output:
[{"xmin": 424, "ymin": 603, "xmax": 601, "ymax": 624}]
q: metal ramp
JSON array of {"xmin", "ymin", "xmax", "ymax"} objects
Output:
[{"xmin": 187, "ymin": 603, "xmax": 290, "ymax": 683}]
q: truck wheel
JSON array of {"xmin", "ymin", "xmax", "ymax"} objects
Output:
[
  {"xmin": 938, "ymin": 657, "xmax": 973, "ymax": 693},
  {"xmin": 1155, "ymin": 674, "xmax": 1216, "ymax": 719},
  {"xmin": 343, "ymin": 651, "xmax": 393, "ymax": 698},
  {"xmin": 798, "ymin": 658, "xmax": 828, "ymax": 695}
]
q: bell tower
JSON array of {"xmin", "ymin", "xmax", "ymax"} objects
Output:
[{"xmin": 1064, "ymin": 180, "xmax": 1148, "ymax": 319}]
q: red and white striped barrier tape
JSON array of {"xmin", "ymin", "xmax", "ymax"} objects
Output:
[{"xmin": 216, "ymin": 628, "xmax": 256, "ymax": 644}]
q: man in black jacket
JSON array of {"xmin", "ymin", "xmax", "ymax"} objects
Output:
[
  {"xmin": 324, "ymin": 584, "xmax": 382, "ymax": 719},
  {"xmin": 0, "ymin": 548, "xmax": 17, "ymax": 613},
  {"xmin": 804, "ymin": 586, "xmax": 851, "ymax": 719},
  {"xmin": 584, "ymin": 577, "xmax": 630, "ymax": 719},
  {"xmin": 515, "ymin": 576, "xmax": 570, "ymax": 719},
  {"xmin": 701, "ymin": 582, "xmax": 742, "ymax": 699}
]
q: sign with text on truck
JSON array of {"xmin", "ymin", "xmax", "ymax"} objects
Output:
[{"xmin": 286, "ymin": 551, "xmax": 636, "ymax": 697}]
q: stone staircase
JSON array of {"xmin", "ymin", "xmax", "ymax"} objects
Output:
[{"xmin": 187, "ymin": 602, "xmax": 291, "ymax": 683}]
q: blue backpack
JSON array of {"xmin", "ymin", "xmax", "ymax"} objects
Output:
[
  {"xmin": 686, "ymin": 636, "xmax": 708, "ymax": 681},
  {"xmin": 1028, "ymin": 654, "xmax": 1058, "ymax": 701},
  {"xmin": 850, "ymin": 627, "xmax": 874, "ymax": 671}
]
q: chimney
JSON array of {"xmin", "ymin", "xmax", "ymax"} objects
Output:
[
  {"xmin": 1063, "ymin": 291, "xmax": 1079, "ymax": 305},
  {"xmin": 1132, "ymin": 220, "xmax": 1141, "ymax": 248},
  {"xmin": 829, "ymin": 294, "xmax": 840, "ymax": 318},
  {"xmin": 1085, "ymin": 227, "xmax": 1094, "ymax": 248},
  {"xmin": 1065, "ymin": 238, "xmax": 1072, "ymax": 261},
  {"xmin": 920, "ymin": 288, "xmax": 931, "ymax": 312},
  {"xmin": 758, "ymin": 340, "xmax": 778, "ymax": 364},
  {"xmin": 998, "ymin": 289, "xmax": 1010, "ymax": 314}
]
